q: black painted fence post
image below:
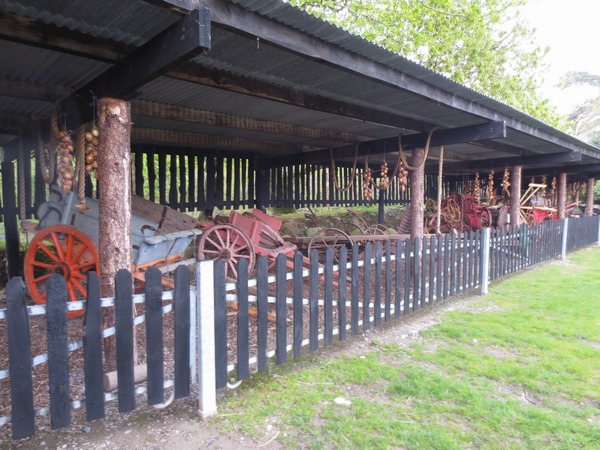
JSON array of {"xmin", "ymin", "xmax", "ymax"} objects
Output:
[
  {"xmin": 7, "ymin": 277, "xmax": 35, "ymax": 439},
  {"xmin": 46, "ymin": 274, "xmax": 71, "ymax": 429}
]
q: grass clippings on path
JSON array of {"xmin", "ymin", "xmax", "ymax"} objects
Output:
[{"xmin": 215, "ymin": 247, "xmax": 600, "ymax": 449}]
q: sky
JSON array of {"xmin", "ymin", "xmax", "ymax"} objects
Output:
[{"xmin": 523, "ymin": 0, "xmax": 600, "ymax": 114}]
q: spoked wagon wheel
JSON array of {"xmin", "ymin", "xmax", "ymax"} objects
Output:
[
  {"xmin": 337, "ymin": 221, "xmax": 364, "ymax": 236},
  {"xmin": 197, "ymin": 224, "xmax": 255, "ymax": 280},
  {"xmin": 478, "ymin": 208, "xmax": 492, "ymax": 229},
  {"xmin": 308, "ymin": 227, "xmax": 351, "ymax": 264},
  {"xmin": 364, "ymin": 224, "xmax": 389, "ymax": 235},
  {"xmin": 24, "ymin": 224, "xmax": 100, "ymax": 319}
]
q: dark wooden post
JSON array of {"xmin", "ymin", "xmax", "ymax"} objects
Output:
[
  {"xmin": 255, "ymin": 157, "xmax": 269, "ymax": 211},
  {"xmin": 1, "ymin": 160, "xmax": 21, "ymax": 278},
  {"xmin": 377, "ymin": 188, "xmax": 385, "ymax": 225},
  {"xmin": 509, "ymin": 165, "xmax": 522, "ymax": 226},
  {"xmin": 410, "ymin": 147, "xmax": 425, "ymax": 238},
  {"xmin": 557, "ymin": 172, "xmax": 567, "ymax": 219},
  {"xmin": 585, "ymin": 176, "xmax": 595, "ymax": 217},
  {"xmin": 97, "ymin": 98, "xmax": 133, "ymax": 371}
]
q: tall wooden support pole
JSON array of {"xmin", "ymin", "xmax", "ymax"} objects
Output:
[
  {"xmin": 1, "ymin": 160, "xmax": 21, "ymax": 278},
  {"xmin": 97, "ymin": 98, "xmax": 133, "ymax": 371},
  {"xmin": 410, "ymin": 147, "xmax": 425, "ymax": 238},
  {"xmin": 509, "ymin": 165, "xmax": 522, "ymax": 226},
  {"xmin": 557, "ymin": 172, "xmax": 567, "ymax": 219},
  {"xmin": 585, "ymin": 177, "xmax": 595, "ymax": 217}
]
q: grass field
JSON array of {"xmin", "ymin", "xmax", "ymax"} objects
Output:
[{"xmin": 213, "ymin": 246, "xmax": 600, "ymax": 449}]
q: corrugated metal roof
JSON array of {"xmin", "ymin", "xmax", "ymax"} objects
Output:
[
  {"xmin": 0, "ymin": 0, "xmax": 177, "ymax": 45},
  {"xmin": 225, "ymin": 0, "xmax": 598, "ymax": 154},
  {"xmin": 0, "ymin": 0, "xmax": 597, "ymax": 170}
]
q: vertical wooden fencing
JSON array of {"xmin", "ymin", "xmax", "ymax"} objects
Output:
[
  {"xmin": 2, "ymin": 267, "xmax": 194, "ymax": 440},
  {"xmin": 213, "ymin": 215, "xmax": 600, "ymax": 389},
  {"xmin": 1, "ymin": 215, "xmax": 599, "ymax": 441}
]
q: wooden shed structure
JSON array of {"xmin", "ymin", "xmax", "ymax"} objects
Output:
[{"xmin": 1, "ymin": 0, "xmax": 600, "ymax": 279}]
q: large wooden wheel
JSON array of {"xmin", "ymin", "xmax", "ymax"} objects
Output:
[
  {"xmin": 24, "ymin": 224, "xmax": 99, "ymax": 318},
  {"xmin": 308, "ymin": 227, "xmax": 351, "ymax": 264},
  {"xmin": 197, "ymin": 224, "xmax": 255, "ymax": 280}
]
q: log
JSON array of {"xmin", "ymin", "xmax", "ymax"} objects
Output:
[
  {"xmin": 410, "ymin": 147, "xmax": 425, "ymax": 238},
  {"xmin": 97, "ymin": 98, "xmax": 133, "ymax": 371}
]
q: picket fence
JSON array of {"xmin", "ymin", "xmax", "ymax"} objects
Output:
[{"xmin": 1, "ymin": 216, "xmax": 599, "ymax": 440}]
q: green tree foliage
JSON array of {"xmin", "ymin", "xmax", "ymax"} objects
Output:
[
  {"xmin": 562, "ymin": 71, "xmax": 600, "ymax": 145},
  {"xmin": 289, "ymin": 0, "xmax": 565, "ymax": 128}
]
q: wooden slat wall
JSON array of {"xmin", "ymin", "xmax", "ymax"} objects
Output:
[
  {"xmin": 131, "ymin": 147, "xmax": 256, "ymax": 213},
  {"xmin": 264, "ymin": 163, "xmax": 413, "ymax": 209}
]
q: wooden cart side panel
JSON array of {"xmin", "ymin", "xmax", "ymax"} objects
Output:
[{"xmin": 131, "ymin": 194, "xmax": 197, "ymax": 234}]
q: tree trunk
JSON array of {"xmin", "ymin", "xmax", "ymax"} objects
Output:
[
  {"xmin": 509, "ymin": 165, "xmax": 522, "ymax": 226},
  {"xmin": 557, "ymin": 173, "xmax": 567, "ymax": 219},
  {"xmin": 585, "ymin": 177, "xmax": 595, "ymax": 217},
  {"xmin": 97, "ymin": 98, "xmax": 132, "ymax": 371},
  {"xmin": 410, "ymin": 147, "xmax": 425, "ymax": 239}
]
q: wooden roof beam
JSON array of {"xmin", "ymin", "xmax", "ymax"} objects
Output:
[
  {"xmin": 168, "ymin": 64, "xmax": 431, "ymax": 132},
  {"xmin": 262, "ymin": 121, "xmax": 505, "ymax": 168},
  {"xmin": 61, "ymin": 8, "xmax": 211, "ymax": 129},
  {"xmin": 524, "ymin": 162, "xmax": 599, "ymax": 177},
  {"xmin": 0, "ymin": 78, "xmax": 71, "ymax": 103},
  {"xmin": 132, "ymin": 127, "xmax": 302, "ymax": 154},
  {"xmin": 430, "ymin": 151, "xmax": 582, "ymax": 175},
  {"xmin": 131, "ymin": 99, "xmax": 372, "ymax": 143},
  {"xmin": 0, "ymin": 13, "xmax": 132, "ymax": 63}
]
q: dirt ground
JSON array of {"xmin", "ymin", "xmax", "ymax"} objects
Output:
[{"xmin": 1, "ymin": 289, "xmax": 488, "ymax": 450}]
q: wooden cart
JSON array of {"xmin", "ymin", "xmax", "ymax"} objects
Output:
[{"xmin": 24, "ymin": 185, "xmax": 202, "ymax": 316}]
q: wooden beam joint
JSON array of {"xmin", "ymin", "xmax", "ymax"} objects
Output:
[{"xmin": 62, "ymin": 7, "xmax": 211, "ymax": 129}]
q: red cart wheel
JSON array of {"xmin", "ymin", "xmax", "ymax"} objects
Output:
[
  {"xmin": 24, "ymin": 224, "xmax": 100, "ymax": 318},
  {"xmin": 197, "ymin": 224, "xmax": 255, "ymax": 280},
  {"xmin": 479, "ymin": 208, "xmax": 492, "ymax": 228}
]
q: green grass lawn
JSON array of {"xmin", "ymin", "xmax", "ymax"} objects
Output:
[{"xmin": 212, "ymin": 246, "xmax": 600, "ymax": 449}]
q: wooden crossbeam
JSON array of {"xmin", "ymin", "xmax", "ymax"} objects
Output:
[
  {"xmin": 427, "ymin": 151, "xmax": 582, "ymax": 174},
  {"xmin": 131, "ymin": 127, "xmax": 302, "ymax": 154},
  {"xmin": 401, "ymin": 121, "xmax": 506, "ymax": 151},
  {"xmin": 0, "ymin": 78, "xmax": 71, "ymax": 103},
  {"xmin": 61, "ymin": 8, "xmax": 211, "ymax": 129},
  {"xmin": 263, "ymin": 121, "xmax": 506, "ymax": 168},
  {"xmin": 169, "ymin": 63, "xmax": 431, "ymax": 132},
  {"xmin": 525, "ymin": 163, "xmax": 600, "ymax": 177},
  {"xmin": 131, "ymin": 99, "xmax": 371, "ymax": 143},
  {"xmin": 0, "ymin": 13, "xmax": 132, "ymax": 62}
]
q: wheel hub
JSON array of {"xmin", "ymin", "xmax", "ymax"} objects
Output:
[
  {"xmin": 53, "ymin": 262, "xmax": 72, "ymax": 279},
  {"xmin": 219, "ymin": 248, "xmax": 232, "ymax": 260}
]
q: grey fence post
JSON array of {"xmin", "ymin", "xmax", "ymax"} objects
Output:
[
  {"xmin": 196, "ymin": 260, "xmax": 217, "ymax": 419},
  {"xmin": 480, "ymin": 227, "xmax": 491, "ymax": 295},
  {"xmin": 597, "ymin": 216, "xmax": 600, "ymax": 245},
  {"xmin": 561, "ymin": 218, "xmax": 569, "ymax": 262}
]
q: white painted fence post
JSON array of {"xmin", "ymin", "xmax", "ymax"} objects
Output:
[
  {"xmin": 597, "ymin": 216, "xmax": 600, "ymax": 245},
  {"xmin": 561, "ymin": 218, "xmax": 569, "ymax": 262},
  {"xmin": 196, "ymin": 260, "xmax": 217, "ymax": 419},
  {"xmin": 480, "ymin": 227, "xmax": 491, "ymax": 295}
]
